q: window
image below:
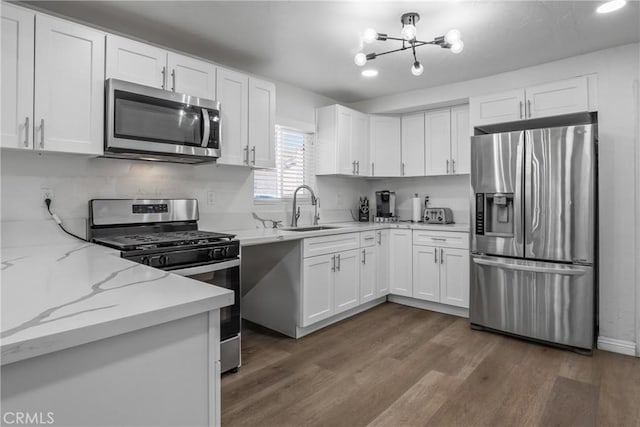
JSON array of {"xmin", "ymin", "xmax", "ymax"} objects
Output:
[{"xmin": 254, "ymin": 126, "xmax": 316, "ymax": 202}]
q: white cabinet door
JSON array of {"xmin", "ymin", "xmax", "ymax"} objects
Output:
[
  {"xmin": 334, "ymin": 250, "xmax": 360, "ymax": 314},
  {"xmin": 412, "ymin": 246, "xmax": 440, "ymax": 302},
  {"xmin": 440, "ymin": 247, "xmax": 470, "ymax": 308},
  {"xmin": 215, "ymin": 67, "xmax": 249, "ymax": 166},
  {"xmin": 352, "ymin": 110, "xmax": 369, "ymax": 176},
  {"xmin": 425, "ymin": 109, "xmax": 452, "ymax": 176},
  {"xmin": 401, "ymin": 113, "xmax": 425, "ymax": 176},
  {"xmin": 336, "ymin": 106, "xmax": 354, "ymax": 175},
  {"xmin": 167, "ymin": 52, "xmax": 216, "ymax": 100},
  {"xmin": 450, "ymin": 105, "xmax": 470, "ymax": 175},
  {"xmin": 35, "ymin": 15, "xmax": 104, "ymax": 155},
  {"xmin": 302, "ymin": 254, "xmax": 334, "ymax": 327},
  {"xmin": 248, "ymin": 77, "xmax": 276, "ymax": 168},
  {"xmin": 1, "ymin": 4, "xmax": 34, "ymax": 150},
  {"xmin": 389, "ymin": 229, "xmax": 412, "ymax": 297},
  {"xmin": 106, "ymin": 35, "xmax": 166, "ymax": 89},
  {"xmin": 375, "ymin": 230, "xmax": 390, "ymax": 296},
  {"xmin": 469, "ymin": 89, "xmax": 525, "ymax": 127},
  {"xmin": 360, "ymin": 247, "xmax": 377, "ymax": 303},
  {"xmin": 525, "ymin": 77, "xmax": 588, "ymax": 119},
  {"xmin": 370, "ymin": 115, "xmax": 401, "ymax": 177}
]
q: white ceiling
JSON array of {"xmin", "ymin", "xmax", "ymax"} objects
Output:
[{"xmin": 25, "ymin": 1, "xmax": 640, "ymax": 103}]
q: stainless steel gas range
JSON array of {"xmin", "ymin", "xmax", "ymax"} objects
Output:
[{"xmin": 88, "ymin": 198, "xmax": 241, "ymax": 373}]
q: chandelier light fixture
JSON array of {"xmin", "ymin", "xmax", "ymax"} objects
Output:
[{"xmin": 354, "ymin": 12, "xmax": 464, "ymax": 76}]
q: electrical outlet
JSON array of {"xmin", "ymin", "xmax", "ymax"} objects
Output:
[
  {"xmin": 207, "ymin": 191, "xmax": 217, "ymax": 205},
  {"xmin": 41, "ymin": 188, "xmax": 54, "ymax": 207}
]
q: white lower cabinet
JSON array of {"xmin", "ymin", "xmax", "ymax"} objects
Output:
[
  {"xmin": 413, "ymin": 246, "xmax": 440, "ymax": 301},
  {"xmin": 302, "ymin": 254, "xmax": 334, "ymax": 326},
  {"xmin": 334, "ymin": 249, "xmax": 360, "ymax": 314},
  {"xmin": 440, "ymin": 248, "xmax": 470, "ymax": 308},
  {"xmin": 389, "ymin": 229, "xmax": 412, "ymax": 296},
  {"xmin": 375, "ymin": 230, "xmax": 390, "ymax": 296},
  {"xmin": 360, "ymin": 246, "xmax": 377, "ymax": 304}
]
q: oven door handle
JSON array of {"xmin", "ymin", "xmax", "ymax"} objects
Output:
[
  {"xmin": 170, "ymin": 258, "xmax": 240, "ymax": 276},
  {"xmin": 201, "ymin": 108, "xmax": 211, "ymax": 148}
]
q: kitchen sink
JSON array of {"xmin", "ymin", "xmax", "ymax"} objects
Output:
[{"xmin": 284, "ymin": 226, "xmax": 342, "ymax": 232}]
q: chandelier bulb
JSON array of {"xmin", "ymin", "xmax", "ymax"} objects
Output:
[
  {"xmin": 354, "ymin": 52, "xmax": 367, "ymax": 66},
  {"xmin": 450, "ymin": 40, "xmax": 464, "ymax": 54},
  {"xmin": 363, "ymin": 28, "xmax": 378, "ymax": 44},
  {"xmin": 411, "ymin": 61, "xmax": 424, "ymax": 76},
  {"xmin": 445, "ymin": 29, "xmax": 461, "ymax": 45},
  {"xmin": 401, "ymin": 24, "xmax": 417, "ymax": 41}
]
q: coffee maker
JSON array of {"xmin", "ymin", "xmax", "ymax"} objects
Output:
[{"xmin": 375, "ymin": 191, "xmax": 396, "ymax": 221}]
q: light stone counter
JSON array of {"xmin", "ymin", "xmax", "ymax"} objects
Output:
[{"xmin": 0, "ymin": 242, "xmax": 234, "ymax": 365}]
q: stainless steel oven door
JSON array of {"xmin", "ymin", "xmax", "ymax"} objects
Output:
[
  {"xmin": 171, "ymin": 259, "xmax": 240, "ymax": 341},
  {"xmin": 105, "ymin": 79, "xmax": 221, "ymax": 160},
  {"xmin": 470, "ymin": 255, "xmax": 594, "ymax": 349}
]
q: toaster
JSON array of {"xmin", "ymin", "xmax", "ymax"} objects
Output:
[{"xmin": 423, "ymin": 207, "xmax": 454, "ymax": 224}]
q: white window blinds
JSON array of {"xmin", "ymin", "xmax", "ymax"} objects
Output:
[{"xmin": 254, "ymin": 126, "xmax": 316, "ymax": 201}]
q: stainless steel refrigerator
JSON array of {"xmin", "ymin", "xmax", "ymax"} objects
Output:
[{"xmin": 470, "ymin": 124, "xmax": 597, "ymax": 351}]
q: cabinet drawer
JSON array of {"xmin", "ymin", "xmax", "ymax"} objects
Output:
[
  {"xmin": 412, "ymin": 230, "xmax": 469, "ymax": 249},
  {"xmin": 304, "ymin": 233, "xmax": 359, "ymax": 258},
  {"xmin": 360, "ymin": 230, "xmax": 377, "ymax": 247}
]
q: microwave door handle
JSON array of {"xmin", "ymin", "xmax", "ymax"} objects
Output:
[{"xmin": 201, "ymin": 109, "xmax": 211, "ymax": 147}]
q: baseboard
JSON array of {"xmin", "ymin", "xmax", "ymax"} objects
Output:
[
  {"xmin": 597, "ymin": 336, "xmax": 637, "ymax": 356},
  {"xmin": 388, "ymin": 295, "xmax": 469, "ymax": 318}
]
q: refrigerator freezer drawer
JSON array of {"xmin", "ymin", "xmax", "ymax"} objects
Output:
[{"xmin": 470, "ymin": 255, "xmax": 594, "ymax": 350}]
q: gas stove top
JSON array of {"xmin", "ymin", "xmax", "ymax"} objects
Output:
[{"xmin": 93, "ymin": 230, "xmax": 236, "ymax": 251}]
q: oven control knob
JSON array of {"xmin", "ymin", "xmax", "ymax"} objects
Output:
[
  {"xmin": 225, "ymin": 245, "xmax": 239, "ymax": 258},
  {"xmin": 140, "ymin": 256, "xmax": 150, "ymax": 265},
  {"xmin": 209, "ymin": 248, "xmax": 224, "ymax": 260},
  {"xmin": 158, "ymin": 255, "xmax": 168, "ymax": 266}
]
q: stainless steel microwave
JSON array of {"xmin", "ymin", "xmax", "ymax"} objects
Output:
[{"xmin": 104, "ymin": 79, "xmax": 221, "ymax": 163}]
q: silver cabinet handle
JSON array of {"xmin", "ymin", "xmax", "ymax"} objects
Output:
[
  {"xmin": 371, "ymin": 162, "xmax": 375, "ymax": 176},
  {"xmin": 452, "ymin": 159, "xmax": 456, "ymax": 174},
  {"xmin": 431, "ymin": 237, "xmax": 446, "ymax": 241},
  {"xmin": 171, "ymin": 69, "xmax": 176, "ymax": 92},
  {"xmin": 352, "ymin": 160, "xmax": 356, "ymax": 175},
  {"xmin": 161, "ymin": 66, "xmax": 166, "ymax": 90},
  {"xmin": 440, "ymin": 248, "xmax": 444, "ymax": 264},
  {"xmin": 377, "ymin": 231, "xmax": 382, "ymax": 245},
  {"xmin": 446, "ymin": 159, "xmax": 449, "ymax": 174},
  {"xmin": 331, "ymin": 255, "xmax": 335, "ymax": 272},
  {"xmin": 24, "ymin": 117, "xmax": 29, "ymax": 147},
  {"xmin": 336, "ymin": 254, "xmax": 341, "ymax": 271},
  {"xmin": 40, "ymin": 119, "xmax": 44, "ymax": 148},
  {"xmin": 244, "ymin": 146, "xmax": 249, "ymax": 164},
  {"xmin": 434, "ymin": 248, "xmax": 438, "ymax": 264},
  {"xmin": 356, "ymin": 161, "xmax": 360, "ymax": 175},
  {"xmin": 401, "ymin": 162, "xmax": 405, "ymax": 176},
  {"xmin": 527, "ymin": 99, "xmax": 532, "ymax": 118},
  {"xmin": 364, "ymin": 236, "xmax": 375, "ymax": 240},
  {"xmin": 251, "ymin": 146, "xmax": 256, "ymax": 165},
  {"xmin": 362, "ymin": 249, "xmax": 366, "ymax": 264},
  {"xmin": 519, "ymin": 101, "xmax": 523, "ymax": 119}
]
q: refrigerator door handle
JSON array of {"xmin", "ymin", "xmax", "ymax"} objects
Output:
[
  {"xmin": 513, "ymin": 132, "xmax": 524, "ymax": 257},
  {"xmin": 472, "ymin": 256, "xmax": 588, "ymax": 276}
]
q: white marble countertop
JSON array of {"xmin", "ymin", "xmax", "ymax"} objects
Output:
[
  {"xmin": 226, "ymin": 221, "xmax": 470, "ymax": 246},
  {"xmin": 1, "ymin": 243, "xmax": 234, "ymax": 366}
]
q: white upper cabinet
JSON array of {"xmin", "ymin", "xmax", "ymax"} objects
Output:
[
  {"xmin": 370, "ymin": 115, "xmax": 401, "ymax": 177},
  {"xmin": 469, "ymin": 89, "xmax": 525, "ymax": 127},
  {"xmin": 215, "ymin": 67, "xmax": 249, "ymax": 166},
  {"xmin": 425, "ymin": 109, "xmax": 451, "ymax": 176},
  {"xmin": 167, "ymin": 52, "xmax": 216, "ymax": 100},
  {"xmin": 450, "ymin": 105, "xmax": 470, "ymax": 175},
  {"xmin": 106, "ymin": 35, "xmax": 216, "ymax": 100},
  {"xmin": 401, "ymin": 113, "xmax": 425, "ymax": 176},
  {"xmin": 470, "ymin": 76, "xmax": 591, "ymax": 127},
  {"xmin": 316, "ymin": 105, "xmax": 368, "ymax": 176},
  {"xmin": 1, "ymin": 4, "xmax": 34, "ymax": 150},
  {"xmin": 34, "ymin": 15, "xmax": 104, "ymax": 155},
  {"xmin": 525, "ymin": 77, "xmax": 588, "ymax": 119},
  {"xmin": 248, "ymin": 77, "xmax": 276, "ymax": 169},
  {"xmin": 106, "ymin": 35, "xmax": 166, "ymax": 89}
]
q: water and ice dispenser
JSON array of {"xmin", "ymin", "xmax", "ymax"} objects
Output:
[{"xmin": 475, "ymin": 193, "xmax": 515, "ymax": 237}]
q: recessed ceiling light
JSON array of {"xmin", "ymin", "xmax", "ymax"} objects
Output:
[
  {"xmin": 361, "ymin": 69, "xmax": 378, "ymax": 77},
  {"xmin": 596, "ymin": 0, "xmax": 626, "ymax": 13}
]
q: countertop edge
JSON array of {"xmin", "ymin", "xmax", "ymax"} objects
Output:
[{"xmin": 1, "ymin": 290, "xmax": 233, "ymax": 366}]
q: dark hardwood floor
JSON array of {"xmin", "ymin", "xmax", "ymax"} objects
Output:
[{"xmin": 222, "ymin": 303, "xmax": 640, "ymax": 426}]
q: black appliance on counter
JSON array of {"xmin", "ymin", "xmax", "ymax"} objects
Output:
[
  {"xmin": 87, "ymin": 198, "xmax": 241, "ymax": 373},
  {"xmin": 358, "ymin": 197, "xmax": 370, "ymax": 222}
]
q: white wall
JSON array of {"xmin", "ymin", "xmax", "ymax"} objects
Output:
[{"xmin": 353, "ymin": 43, "xmax": 640, "ymax": 347}]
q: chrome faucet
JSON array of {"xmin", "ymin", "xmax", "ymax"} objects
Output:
[{"xmin": 291, "ymin": 185, "xmax": 319, "ymax": 227}]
